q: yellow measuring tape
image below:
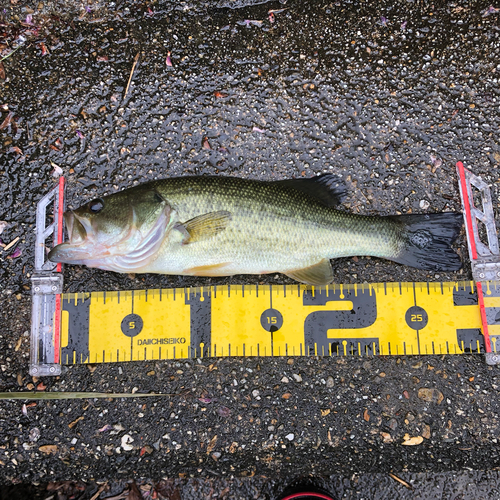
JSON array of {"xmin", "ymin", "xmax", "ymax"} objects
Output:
[{"xmin": 59, "ymin": 281, "xmax": 500, "ymax": 365}]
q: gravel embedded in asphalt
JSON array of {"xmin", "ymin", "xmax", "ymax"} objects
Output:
[{"xmin": 1, "ymin": 0, "xmax": 500, "ymax": 494}]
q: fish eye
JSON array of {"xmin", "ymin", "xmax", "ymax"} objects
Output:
[{"xmin": 88, "ymin": 198, "xmax": 104, "ymax": 213}]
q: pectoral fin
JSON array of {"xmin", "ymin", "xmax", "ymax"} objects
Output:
[
  {"xmin": 179, "ymin": 211, "xmax": 232, "ymax": 244},
  {"xmin": 284, "ymin": 259, "xmax": 334, "ymax": 285}
]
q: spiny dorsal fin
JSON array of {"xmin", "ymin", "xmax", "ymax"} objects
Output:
[
  {"xmin": 181, "ymin": 210, "xmax": 232, "ymax": 244},
  {"xmin": 284, "ymin": 258, "xmax": 334, "ymax": 285},
  {"xmin": 275, "ymin": 174, "xmax": 347, "ymax": 207}
]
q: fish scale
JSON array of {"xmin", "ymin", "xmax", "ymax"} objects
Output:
[{"xmin": 147, "ymin": 176, "xmax": 343, "ymax": 274}]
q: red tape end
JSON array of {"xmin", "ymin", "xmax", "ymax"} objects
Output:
[
  {"xmin": 54, "ymin": 176, "xmax": 65, "ymax": 363},
  {"xmin": 457, "ymin": 161, "xmax": 478, "ymax": 261},
  {"xmin": 457, "ymin": 163, "xmax": 491, "ymax": 354}
]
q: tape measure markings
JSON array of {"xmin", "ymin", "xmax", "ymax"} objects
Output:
[{"xmin": 57, "ymin": 281, "xmax": 493, "ymax": 365}]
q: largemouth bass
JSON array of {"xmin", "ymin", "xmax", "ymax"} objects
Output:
[{"xmin": 48, "ymin": 175, "xmax": 462, "ymax": 285}]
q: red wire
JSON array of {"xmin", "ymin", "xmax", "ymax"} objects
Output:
[{"xmin": 279, "ymin": 493, "xmax": 334, "ymax": 500}]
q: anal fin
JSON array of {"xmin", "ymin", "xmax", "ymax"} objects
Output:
[{"xmin": 284, "ymin": 259, "xmax": 333, "ymax": 285}]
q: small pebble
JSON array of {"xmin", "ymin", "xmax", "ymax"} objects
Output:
[
  {"xmin": 418, "ymin": 387, "xmax": 444, "ymax": 404},
  {"xmin": 121, "ymin": 434, "xmax": 134, "ymax": 451},
  {"xmin": 285, "ymin": 433, "xmax": 295, "ymax": 441},
  {"xmin": 29, "ymin": 428, "xmax": 40, "ymax": 442},
  {"xmin": 419, "ymin": 199, "xmax": 430, "ymax": 210}
]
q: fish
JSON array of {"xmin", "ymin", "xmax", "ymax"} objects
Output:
[{"xmin": 48, "ymin": 175, "xmax": 463, "ymax": 285}]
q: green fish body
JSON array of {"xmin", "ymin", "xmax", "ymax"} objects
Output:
[{"xmin": 48, "ymin": 175, "xmax": 462, "ymax": 285}]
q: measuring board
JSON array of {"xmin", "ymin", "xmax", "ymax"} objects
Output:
[
  {"xmin": 29, "ymin": 164, "xmax": 500, "ymax": 375},
  {"xmin": 59, "ymin": 281, "xmax": 498, "ymax": 364}
]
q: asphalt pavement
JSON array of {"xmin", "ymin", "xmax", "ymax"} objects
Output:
[{"xmin": 1, "ymin": 0, "xmax": 500, "ymax": 497}]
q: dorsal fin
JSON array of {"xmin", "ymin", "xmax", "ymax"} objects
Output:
[{"xmin": 275, "ymin": 174, "xmax": 347, "ymax": 207}]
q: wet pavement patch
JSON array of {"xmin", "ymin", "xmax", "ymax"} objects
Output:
[
  {"xmin": 1, "ymin": 0, "xmax": 500, "ymax": 492},
  {"xmin": 3, "ymin": 471, "xmax": 500, "ymax": 499}
]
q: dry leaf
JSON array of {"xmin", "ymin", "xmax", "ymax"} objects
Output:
[
  {"xmin": 39, "ymin": 444, "xmax": 59, "ymax": 454},
  {"xmin": 389, "ymin": 473, "xmax": 413, "ymax": 489},
  {"xmin": 0, "ymin": 112, "xmax": 14, "ymax": 130},
  {"xmin": 321, "ymin": 409, "xmax": 330, "ymax": 416},
  {"xmin": 422, "ymin": 424, "xmax": 431, "ymax": 439},
  {"xmin": 418, "ymin": 387, "xmax": 444, "ymax": 404},
  {"xmin": 363, "ymin": 409, "xmax": 370, "ymax": 421},
  {"xmin": 206, "ymin": 435, "xmax": 218, "ymax": 454},
  {"xmin": 380, "ymin": 432, "xmax": 392, "ymax": 443},
  {"xmin": 51, "ymin": 163, "xmax": 63, "ymax": 178},
  {"xmin": 402, "ymin": 435, "xmax": 423, "ymax": 446},
  {"xmin": 68, "ymin": 416, "xmax": 84, "ymax": 429},
  {"xmin": 128, "ymin": 482, "xmax": 143, "ymax": 500}
]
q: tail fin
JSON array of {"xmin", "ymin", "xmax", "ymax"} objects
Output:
[{"xmin": 388, "ymin": 212, "xmax": 463, "ymax": 271}]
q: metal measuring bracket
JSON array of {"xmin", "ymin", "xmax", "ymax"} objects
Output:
[
  {"xmin": 457, "ymin": 161, "xmax": 500, "ymax": 366},
  {"xmin": 30, "ymin": 177, "xmax": 65, "ymax": 376}
]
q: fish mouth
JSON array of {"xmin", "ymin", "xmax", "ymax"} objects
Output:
[
  {"xmin": 65, "ymin": 211, "xmax": 87, "ymax": 244},
  {"xmin": 48, "ymin": 211, "xmax": 97, "ymax": 264}
]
